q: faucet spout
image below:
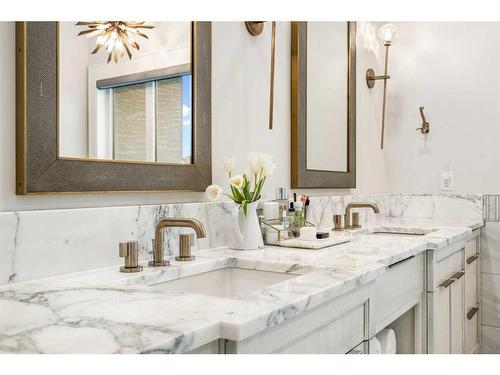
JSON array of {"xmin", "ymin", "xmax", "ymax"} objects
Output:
[
  {"xmin": 344, "ymin": 202, "xmax": 380, "ymax": 229},
  {"xmin": 150, "ymin": 218, "xmax": 207, "ymax": 267}
]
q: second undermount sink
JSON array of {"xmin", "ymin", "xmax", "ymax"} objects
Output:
[
  {"xmin": 149, "ymin": 267, "xmax": 298, "ymax": 298},
  {"xmin": 372, "ymin": 232, "xmax": 425, "ymax": 237},
  {"xmin": 371, "ymin": 229, "xmax": 434, "ymax": 237}
]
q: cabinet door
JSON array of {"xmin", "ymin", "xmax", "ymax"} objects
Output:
[
  {"xmin": 465, "ymin": 254, "xmax": 479, "ymax": 353},
  {"xmin": 450, "ymin": 274, "xmax": 465, "ymax": 354},
  {"xmin": 432, "ymin": 286, "xmax": 451, "ymax": 354}
]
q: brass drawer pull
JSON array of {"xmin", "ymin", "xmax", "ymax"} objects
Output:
[
  {"xmin": 467, "ymin": 255, "xmax": 479, "ymax": 264},
  {"xmin": 452, "ymin": 270, "xmax": 465, "ymax": 280},
  {"xmin": 439, "ymin": 278, "xmax": 455, "ymax": 288},
  {"xmin": 467, "ymin": 307, "xmax": 479, "ymax": 320},
  {"xmin": 388, "ymin": 255, "xmax": 415, "ymax": 269}
]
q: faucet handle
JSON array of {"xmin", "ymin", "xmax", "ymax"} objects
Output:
[
  {"xmin": 149, "ymin": 239, "xmax": 170, "ymax": 267},
  {"xmin": 175, "ymin": 234, "xmax": 195, "ymax": 262},
  {"xmin": 119, "ymin": 241, "xmax": 143, "ymax": 273}
]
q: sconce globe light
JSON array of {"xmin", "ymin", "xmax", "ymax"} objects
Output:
[{"xmin": 377, "ymin": 23, "xmax": 398, "ymax": 45}]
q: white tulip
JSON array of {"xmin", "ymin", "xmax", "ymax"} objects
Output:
[
  {"xmin": 224, "ymin": 157, "xmax": 235, "ymax": 174},
  {"xmin": 261, "ymin": 160, "xmax": 276, "ymax": 177},
  {"xmin": 259, "ymin": 154, "xmax": 273, "ymax": 175},
  {"xmin": 247, "ymin": 152, "xmax": 261, "ymax": 175},
  {"xmin": 230, "ymin": 174, "xmax": 244, "ymax": 189},
  {"xmin": 205, "ymin": 184, "xmax": 223, "ymax": 201}
]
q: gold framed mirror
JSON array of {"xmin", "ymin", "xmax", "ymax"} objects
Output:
[
  {"xmin": 291, "ymin": 22, "xmax": 356, "ymax": 188},
  {"xmin": 16, "ymin": 21, "xmax": 211, "ymax": 194}
]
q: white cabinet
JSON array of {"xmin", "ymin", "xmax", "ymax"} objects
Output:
[
  {"xmin": 464, "ymin": 231, "xmax": 480, "ymax": 353},
  {"xmin": 426, "ymin": 243, "xmax": 465, "ymax": 354},
  {"xmin": 371, "ymin": 253, "xmax": 425, "ymax": 353},
  {"xmin": 450, "ymin": 271, "xmax": 465, "ymax": 353},
  {"xmin": 431, "ymin": 285, "xmax": 451, "ymax": 353},
  {"xmin": 224, "ymin": 282, "xmax": 372, "ymax": 354},
  {"xmin": 427, "ymin": 269, "xmax": 464, "ymax": 354},
  {"xmin": 186, "ymin": 231, "xmax": 481, "ymax": 355}
]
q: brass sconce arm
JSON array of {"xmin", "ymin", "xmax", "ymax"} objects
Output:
[
  {"xmin": 245, "ymin": 21, "xmax": 276, "ymax": 130},
  {"xmin": 366, "ymin": 72, "xmax": 390, "ymax": 82},
  {"xmin": 366, "ymin": 42, "xmax": 392, "ymax": 149}
]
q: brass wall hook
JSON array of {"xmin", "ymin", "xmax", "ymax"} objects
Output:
[
  {"xmin": 245, "ymin": 21, "xmax": 276, "ymax": 130},
  {"xmin": 416, "ymin": 106, "xmax": 430, "ymax": 134}
]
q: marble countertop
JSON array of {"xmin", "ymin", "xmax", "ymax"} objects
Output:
[{"xmin": 0, "ymin": 217, "xmax": 481, "ymax": 354}]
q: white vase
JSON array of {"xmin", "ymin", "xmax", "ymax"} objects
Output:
[{"xmin": 230, "ymin": 200, "xmax": 264, "ymax": 250}]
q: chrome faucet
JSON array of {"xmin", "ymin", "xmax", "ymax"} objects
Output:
[
  {"xmin": 149, "ymin": 218, "xmax": 207, "ymax": 266},
  {"xmin": 344, "ymin": 202, "xmax": 380, "ymax": 229}
]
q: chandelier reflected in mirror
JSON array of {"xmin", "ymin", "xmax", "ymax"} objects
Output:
[{"xmin": 75, "ymin": 21, "xmax": 155, "ymax": 63}]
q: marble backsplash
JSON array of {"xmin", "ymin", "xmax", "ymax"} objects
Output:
[
  {"xmin": 307, "ymin": 193, "xmax": 484, "ymax": 229},
  {"xmin": 0, "ymin": 193, "xmax": 484, "ymax": 285},
  {"xmin": 0, "ymin": 201, "xmax": 237, "ymax": 284}
]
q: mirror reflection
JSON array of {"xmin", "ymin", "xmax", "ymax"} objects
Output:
[
  {"xmin": 306, "ymin": 22, "xmax": 348, "ymax": 172},
  {"xmin": 58, "ymin": 21, "xmax": 192, "ymax": 164}
]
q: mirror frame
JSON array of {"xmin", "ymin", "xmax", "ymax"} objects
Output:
[
  {"xmin": 16, "ymin": 21, "xmax": 211, "ymax": 194},
  {"xmin": 291, "ymin": 22, "xmax": 356, "ymax": 189}
]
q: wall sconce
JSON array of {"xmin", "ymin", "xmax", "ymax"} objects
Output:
[
  {"xmin": 366, "ymin": 23, "xmax": 398, "ymax": 149},
  {"xmin": 245, "ymin": 21, "xmax": 276, "ymax": 130}
]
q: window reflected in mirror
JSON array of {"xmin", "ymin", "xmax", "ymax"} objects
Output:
[{"xmin": 58, "ymin": 21, "xmax": 192, "ymax": 164}]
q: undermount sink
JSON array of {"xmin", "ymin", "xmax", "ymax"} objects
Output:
[{"xmin": 150, "ymin": 267, "xmax": 298, "ymax": 298}]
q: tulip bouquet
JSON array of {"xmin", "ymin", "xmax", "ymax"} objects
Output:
[{"xmin": 206, "ymin": 152, "xmax": 276, "ymax": 216}]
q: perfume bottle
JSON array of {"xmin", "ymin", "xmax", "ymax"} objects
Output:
[{"xmin": 276, "ymin": 187, "xmax": 290, "ymax": 219}]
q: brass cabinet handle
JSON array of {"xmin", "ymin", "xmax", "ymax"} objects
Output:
[
  {"xmin": 467, "ymin": 307, "xmax": 479, "ymax": 320},
  {"xmin": 439, "ymin": 277, "xmax": 455, "ymax": 288},
  {"xmin": 467, "ymin": 255, "xmax": 479, "ymax": 264},
  {"xmin": 388, "ymin": 255, "xmax": 415, "ymax": 269},
  {"xmin": 451, "ymin": 270, "xmax": 465, "ymax": 280}
]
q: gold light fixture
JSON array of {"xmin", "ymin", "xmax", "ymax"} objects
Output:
[
  {"xmin": 366, "ymin": 23, "xmax": 398, "ymax": 149},
  {"xmin": 76, "ymin": 21, "xmax": 155, "ymax": 64},
  {"xmin": 245, "ymin": 21, "xmax": 277, "ymax": 130}
]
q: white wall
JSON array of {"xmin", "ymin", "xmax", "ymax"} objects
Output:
[
  {"xmin": 383, "ymin": 22, "xmax": 500, "ymax": 194},
  {"xmin": 59, "ymin": 22, "xmax": 89, "ymax": 158},
  {"xmin": 0, "ymin": 21, "xmax": 388, "ymax": 212}
]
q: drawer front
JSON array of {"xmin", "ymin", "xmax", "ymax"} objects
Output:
[
  {"xmin": 430, "ymin": 248, "xmax": 464, "ymax": 291},
  {"xmin": 466, "ymin": 308, "xmax": 479, "ymax": 353},
  {"xmin": 465, "ymin": 237, "xmax": 477, "ymax": 259},
  {"xmin": 276, "ymin": 305, "xmax": 365, "ymax": 354},
  {"xmin": 373, "ymin": 254, "xmax": 424, "ymax": 330}
]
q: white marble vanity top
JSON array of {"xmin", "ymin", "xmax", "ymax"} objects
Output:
[{"xmin": 0, "ymin": 217, "xmax": 482, "ymax": 354}]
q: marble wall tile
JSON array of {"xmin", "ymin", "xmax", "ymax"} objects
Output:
[
  {"xmin": 384, "ymin": 193, "xmax": 483, "ymax": 221},
  {"xmin": 483, "ymin": 195, "xmax": 500, "ymax": 222},
  {"xmin": 482, "ymin": 222, "xmax": 500, "ymax": 274},
  {"xmin": 482, "ymin": 273, "xmax": 500, "ymax": 327},
  {"xmin": 480, "ymin": 325, "xmax": 500, "ymax": 354},
  {"xmin": 0, "ymin": 201, "xmax": 237, "ymax": 285},
  {"xmin": 0, "ymin": 213, "xmax": 18, "ymax": 283},
  {"xmin": 307, "ymin": 193, "xmax": 387, "ymax": 229},
  {"xmin": 307, "ymin": 193, "xmax": 483, "ymax": 229}
]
